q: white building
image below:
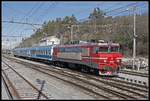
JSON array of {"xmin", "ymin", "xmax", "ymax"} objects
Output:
[{"xmin": 39, "ymin": 36, "xmax": 60, "ymax": 46}]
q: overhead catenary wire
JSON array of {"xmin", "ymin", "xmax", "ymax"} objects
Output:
[
  {"xmin": 107, "ymin": 4, "xmax": 147, "ymax": 16},
  {"xmin": 2, "ymin": 20, "xmax": 43, "ymax": 26},
  {"xmin": 3, "ymin": 2, "xmax": 43, "ymax": 47},
  {"xmin": 15, "ymin": 2, "xmax": 44, "ymax": 33},
  {"xmin": 78, "ymin": 2, "xmax": 144, "ymax": 22},
  {"xmin": 3, "ymin": 4, "xmax": 28, "ymax": 15},
  {"xmin": 4, "ymin": 2, "xmax": 148, "ymax": 40},
  {"xmin": 33, "ymin": 2, "xmax": 57, "ymax": 23},
  {"xmin": 5, "ymin": 2, "xmax": 39, "ymax": 36}
]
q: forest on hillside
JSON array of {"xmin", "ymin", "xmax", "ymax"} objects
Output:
[{"xmin": 18, "ymin": 7, "xmax": 149, "ymax": 57}]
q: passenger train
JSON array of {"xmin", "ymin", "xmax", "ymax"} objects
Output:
[{"xmin": 13, "ymin": 42, "xmax": 123, "ymax": 76}]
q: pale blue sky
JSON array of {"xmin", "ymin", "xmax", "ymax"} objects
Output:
[{"xmin": 2, "ymin": 1, "xmax": 148, "ymax": 49}]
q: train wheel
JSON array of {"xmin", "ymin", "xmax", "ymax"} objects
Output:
[
  {"xmin": 81, "ymin": 66, "xmax": 90, "ymax": 73},
  {"xmin": 94, "ymin": 69, "xmax": 99, "ymax": 76}
]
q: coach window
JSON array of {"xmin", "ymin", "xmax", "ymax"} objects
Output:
[
  {"xmin": 37, "ymin": 50, "xmax": 40, "ymax": 54},
  {"xmin": 39, "ymin": 50, "xmax": 41, "ymax": 55},
  {"xmin": 47, "ymin": 51, "xmax": 49, "ymax": 55},
  {"xmin": 35, "ymin": 50, "xmax": 37, "ymax": 55},
  {"xmin": 45, "ymin": 50, "xmax": 46, "ymax": 55},
  {"xmin": 43, "ymin": 50, "xmax": 45, "ymax": 55},
  {"xmin": 42, "ymin": 50, "xmax": 43, "ymax": 55},
  {"xmin": 47, "ymin": 50, "xmax": 48, "ymax": 55},
  {"xmin": 47, "ymin": 50, "xmax": 49, "ymax": 55},
  {"xmin": 31, "ymin": 50, "xmax": 33, "ymax": 54}
]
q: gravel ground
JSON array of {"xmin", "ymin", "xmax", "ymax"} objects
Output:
[{"xmin": 3, "ymin": 58, "xmax": 96, "ymax": 99}]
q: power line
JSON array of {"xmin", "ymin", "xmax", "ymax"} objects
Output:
[
  {"xmin": 33, "ymin": 2, "xmax": 57, "ymax": 22},
  {"xmin": 2, "ymin": 35, "xmax": 22, "ymax": 37},
  {"xmin": 3, "ymin": 4, "xmax": 28, "ymax": 15},
  {"xmin": 2, "ymin": 20, "xmax": 43, "ymax": 26},
  {"xmin": 105, "ymin": 2, "xmax": 138, "ymax": 14},
  {"xmin": 78, "ymin": 2, "xmax": 141, "ymax": 22},
  {"xmin": 108, "ymin": 4, "xmax": 147, "ymax": 16},
  {"xmin": 15, "ymin": 2, "xmax": 44, "ymax": 30},
  {"xmin": 5, "ymin": 2, "xmax": 39, "ymax": 35}
]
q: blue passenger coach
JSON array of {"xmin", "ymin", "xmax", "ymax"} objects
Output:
[{"xmin": 13, "ymin": 45, "xmax": 55, "ymax": 61}]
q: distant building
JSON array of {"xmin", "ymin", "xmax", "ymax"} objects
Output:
[{"xmin": 39, "ymin": 36, "xmax": 60, "ymax": 46}]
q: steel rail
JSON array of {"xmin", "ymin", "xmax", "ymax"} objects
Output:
[
  {"xmin": 8, "ymin": 58, "xmax": 137, "ymax": 100},
  {"xmin": 2, "ymin": 61, "xmax": 49, "ymax": 100},
  {"xmin": 2, "ymin": 74, "xmax": 14, "ymax": 100},
  {"xmin": 3, "ymin": 55, "xmax": 148, "ymax": 99},
  {"xmin": 2, "ymin": 70, "xmax": 21, "ymax": 99}
]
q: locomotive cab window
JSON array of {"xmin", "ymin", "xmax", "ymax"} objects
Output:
[
  {"xmin": 99, "ymin": 47, "xmax": 108, "ymax": 52},
  {"xmin": 111, "ymin": 46, "xmax": 119, "ymax": 52}
]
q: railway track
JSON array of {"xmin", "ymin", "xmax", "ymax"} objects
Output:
[
  {"xmin": 2, "ymin": 57, "xmax": 111, "ymax": 100},
  {"xmin": 2, "ymin": 61, "xmax": 49, "ymax": 100},
  {"xmin": 119, "ymin": 70, "xmax": 148, "ymax": 77},
  {"xmin": 45, "ymin": 66, "xmax": 149, "ymax": 99},
  {"xmin": 4, "ymin": 55, "xmax": 148, "ymax": 89},
  {"xmin": 2, "ymin": 72, "xmax": 15, "ymax": 100},
  {"xmin": 3, "ymin": 56, "xmax": 149, "ymax": 100}
]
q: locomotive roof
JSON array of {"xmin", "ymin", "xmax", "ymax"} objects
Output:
[
  {"xmin": 55, "ymin": 43, "xmax": 120, "ymax": 47},
  {"xmin": 14, "ymin": 45, "xmax": 56, "ymax": 50}
]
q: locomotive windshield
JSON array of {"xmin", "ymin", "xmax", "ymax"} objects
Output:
[
  {"xmin": 110, "ymin": 46, "xmax": 119, "ymax": 52},
  {"xmin": 93, "ymin": 46, "xmax": 120, "ymax": 53},
  {"xmin": 99, "ymin": 47, "xmax": 108, "ymax": 52}
]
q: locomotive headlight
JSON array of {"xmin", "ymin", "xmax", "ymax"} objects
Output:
[
  {"xmin": 116, "ymin": 59, "xmax": 120, "ymax": 63},
  {"xmin": 104, "ymin": 59, "xmax": 107, "ymax": 63}
]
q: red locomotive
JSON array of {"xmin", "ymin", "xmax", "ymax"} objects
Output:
[{"xmin": 53, "ymin": 42, "xmax": 123, "ymax": 76}]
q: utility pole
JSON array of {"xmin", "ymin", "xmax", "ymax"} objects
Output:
[
  {"xmin": 60, "ymin": 34, "xmax": 63, "ymax": 45},
  {"xmin": 132, "ymin": 6, "xmax": 137, "ymax": 70},
  {"xmin": 126, "ymin": 5, "xmax": 137, "ymax": 70},
  {"xmin": 70, "ymin": 25, "xmax": 73, "ymax": 44}
]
